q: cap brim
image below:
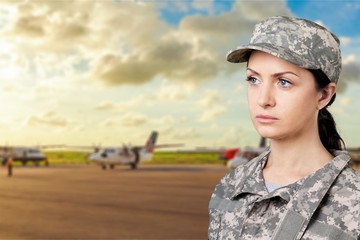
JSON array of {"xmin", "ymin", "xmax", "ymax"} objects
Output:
[{"xmin": 227, "ymin": 43, "xmax": 317, "ymax": 70}]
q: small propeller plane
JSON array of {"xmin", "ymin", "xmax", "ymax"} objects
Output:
[
  {"xmin": 0, "ymin": 146, "xmax": 49, "ymax": 166},
  {"xmin": 87, "ymin": 131, "xmax": 182, "ymax": 170}
]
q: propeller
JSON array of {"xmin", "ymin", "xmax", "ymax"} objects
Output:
[
  {"xmin": 122, "ymin": 143, "xmax": 131, "ymax": 157},
  {"xmin": 92, "ymin": 143, "xmax": 101, "ymax": 153}
]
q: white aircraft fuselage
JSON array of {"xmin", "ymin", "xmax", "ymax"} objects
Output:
[
  {"xmin": 88, "ymin": 147, "xmax": 152, "ymax": 166},
  {"xmin": 87, "ymin": 131, "xmax": 158, "ymax": 170}
]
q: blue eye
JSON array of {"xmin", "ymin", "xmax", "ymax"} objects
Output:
[
  {"xmin": 246, "ymin": 77, "xmax": 259, "ymax": 85},
  {"xmin": 279, "ymin": 79, "xmax": 291, "ymax": 87}
]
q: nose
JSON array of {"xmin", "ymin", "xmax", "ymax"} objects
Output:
[
  {"xmin": 257, "ymin": 83, "xmax": 275, "ymax": 108},
  {"xmin": 88, "ymin": 153, "xmax": 97, "ymax": 161}
]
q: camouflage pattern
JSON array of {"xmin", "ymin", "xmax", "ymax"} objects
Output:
[
  {"xmin": 227, "ymin": 16, "xmax": 342, "ymax": 84},
  {"xmin": 208, "ymin": 149, "xmax": 360, "ymax": 239}
]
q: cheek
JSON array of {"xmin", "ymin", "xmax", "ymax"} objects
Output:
[{"xmin": 278, "ymin": 92, "xmax": 318, "ymax": 122}]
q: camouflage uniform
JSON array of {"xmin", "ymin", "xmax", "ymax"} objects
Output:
[
  {"xmin": 208, "ymin": 149, "xmax": 360, "ymax": 239},
  {"xmin": 210, "ymin": 16, "xmax": 360, "ymax": 239}
]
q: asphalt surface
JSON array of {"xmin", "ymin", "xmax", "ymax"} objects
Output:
[{"xmin": 0, "ymin": 164, "xmax": 228, "ymax": 239}]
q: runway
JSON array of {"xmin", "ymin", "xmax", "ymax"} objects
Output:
[{"xmin": 0, "ymin": 164, "xmax": 228, "ymax": 239}]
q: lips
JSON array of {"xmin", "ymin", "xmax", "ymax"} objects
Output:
[{"xmin": 255, "ymin": 114, "xmax": 279, "ymax": 123}]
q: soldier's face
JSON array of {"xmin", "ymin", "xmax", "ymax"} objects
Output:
[{"xmin": 246, "ymin": 51, "xmax": 320, "ymax": 141}]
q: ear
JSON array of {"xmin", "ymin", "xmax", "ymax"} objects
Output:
[{"xmin": 317, "ymin": 83, "xmax": 336, "ymax": 109}]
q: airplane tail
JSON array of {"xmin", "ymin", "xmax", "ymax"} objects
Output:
[{"xmin": 145, "ymin": 131, "xmax": 158, "ymax": 153}]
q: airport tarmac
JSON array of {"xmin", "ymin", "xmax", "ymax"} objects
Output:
[{"xmin": 0, "ymin": 164, "xmax": 228, "ymax": 239}]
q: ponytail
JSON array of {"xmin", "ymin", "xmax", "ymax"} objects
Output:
[
  {"xmin": 318, "ymin": 108, "xmax": 345, "ymax": 150},
  {"xmin": 309, "ymin": 69, "xmax": 345, "ymax": 151}
]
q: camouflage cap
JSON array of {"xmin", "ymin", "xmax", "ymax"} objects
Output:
[{"xmin": 227, "ymin": 16, "xmax": 342, "ymax": 84}]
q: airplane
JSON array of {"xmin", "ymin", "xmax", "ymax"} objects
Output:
[
  {"xmin": 0, "ymin": 146, "xmax": 49, "ymax": 166},
  {"xmin": 87, "ymin": 131, "xmax": 183, "ymax": 170},
  {"xmin": 227, "ymin": 137, "xmax": 268, "ymax": 170},
  {"xmin": 219, "ymin": 147, "xmax": 240, "ymax": 164}
]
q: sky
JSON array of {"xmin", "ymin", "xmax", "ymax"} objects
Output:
[{"xmin": 0, "ymin": 0, "xmax": 359, "ymax": 149}]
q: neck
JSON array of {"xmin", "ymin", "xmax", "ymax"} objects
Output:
[{"xmin": 263, "ymin": 130, "xmax": 334, "ymax": 185}]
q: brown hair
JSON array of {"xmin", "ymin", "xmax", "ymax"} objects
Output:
[{"xmin": 310, "ymin": 69, "xmax": 345, "ymax": 151}]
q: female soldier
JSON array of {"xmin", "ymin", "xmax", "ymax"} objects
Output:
[{"xmin": 208, "ymin": 16, "xmax": 360, "ymax": 239}]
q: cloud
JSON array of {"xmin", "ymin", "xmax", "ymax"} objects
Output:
[
  {"xmin": 0, "ymin": 0, "xmax": 295, "ymax": 88},
  {"xmin": 217, "ymin": 127, "xmax": 245, "ymax": 147},
  {"xmin": 199, "ymin": 105, "xmax": 227, "ymax": 122},
  {"xmin": 95, "ymin": 97, "xmax": 143, "ymax": 111},
  {"xmin": 342, "ymin": 57, "xmax": 360, "ymax": 82},
  {"xmin": 103, "ymin": 112, "xmax": 179, "ymax": 128},
  {"xmin": 2, "ymin": 83, "xmax": 23, "ymax": 93},
  {"xmin": 232, "ymin": 0, "xmax": 292, "ymax": 21},
  {"xmin": 157, "ymin": 83, "xmax": 195, "ymax": 101},
  {"xmin": 26, "ymin": 111, "xmax": 71, "ymax": 127},
  {"xmin": 192, "ymin": 0, "xmax": 214, "ymax": 13},
  {"xmin": 91, "ymin": 36, "xmax": 219, "ymax": 86},
  {"xmin": 340, "ymin": 37, "xmax": 351, "ymax": 46},
  {"xmin": 4, "ymin": 1, "xmax": 266, "ymax": 86},
  {"xmin": 197, "ymin": 90, "xmax": 221, "ymax": 108},
  {"xmin": 197, "ymin": 90, "xmax": 227, "ymax": 121},
  {"xmin": 151, "ymin": 115, "xmax": 176, "ymax": 125},
  {"xmin": 337, "ymin": 55, "xmax": 360, "ymax": 93},
  {"xmin": 103, "ymin": 112, "xmax": 148, "ymax": 127},
  {"xmin": 172, "ymin": 127, "xmax": 200, "ymax": 140},
  {"xmin": 3, "ymin": 0, "xmax": 358, "ymax": 92},
  {"xmin": 95, "ymin": 101, "xmax": 117, "ymax": 111},
  {"xmin": 120, "ymin": 112, "xmax": 148, "ymax": 127}
]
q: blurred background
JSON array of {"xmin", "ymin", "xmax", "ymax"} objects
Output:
[
  {"xmin": 0, "ymin": 0, "xmax": 358, "ymax": 149},
  {"xmin": 0, "ymin": 1, "xmax": 359, "ymax": 239}
]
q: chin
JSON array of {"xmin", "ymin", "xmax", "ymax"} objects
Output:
[{"xmin": 254, "ymin": 126, "xmax": 282, "ymax": 139}]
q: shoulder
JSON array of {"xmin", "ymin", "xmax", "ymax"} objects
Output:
[
  {"xmin": 324, "ymin": 166, "xmax": 360, "ymax": 235},
  {"xmin": 330, "ymin": 165, "xmax": 360, "ymax": 196},
  {"xmin": 329, "ymin": 151, "xmax": 360, "ymax": 198},
  {"xmin": 305, "ymin": 163, "xmax": 360, "ymax": 238}
]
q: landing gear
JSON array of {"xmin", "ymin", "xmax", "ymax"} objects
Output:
[
  {"xmin": 130, "ymin": 162, "xmax": 137, "ymax": 170},
  {"xmin": 130, "ymin": 150, "xmax": 140, "ymax": 170},
  {"xmin": 101, "ymin": 165, "xmax": 115, "ymax": 170}
]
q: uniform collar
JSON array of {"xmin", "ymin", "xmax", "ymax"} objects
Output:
[
  {"xmin": 229, "ymin": 149, "xmax": 351, "ymax": 202},
  {"xmin": 230, "ymin": 149, "xmax": 270, "ymax": 200}
]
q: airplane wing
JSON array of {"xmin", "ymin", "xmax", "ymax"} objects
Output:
[
  {"xmin": 129, "ymin": 143, "xmax": 184, "ymax": 149},
  {"xmin": 37, "ymin": 144, "xmax": 67, "ymax": 149},
  {"xmin": 154, "ymin": 144, "xmax": 184, "ymax": 149}
]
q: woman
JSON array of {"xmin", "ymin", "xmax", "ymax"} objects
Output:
[{"xmin": 208, "ymin": 16, "xmax": 360, "ymax": 239}]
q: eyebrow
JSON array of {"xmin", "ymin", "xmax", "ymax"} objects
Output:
[{"xmin": 246, "ymin": 67, "xmax": 299, "ymax": 78}]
